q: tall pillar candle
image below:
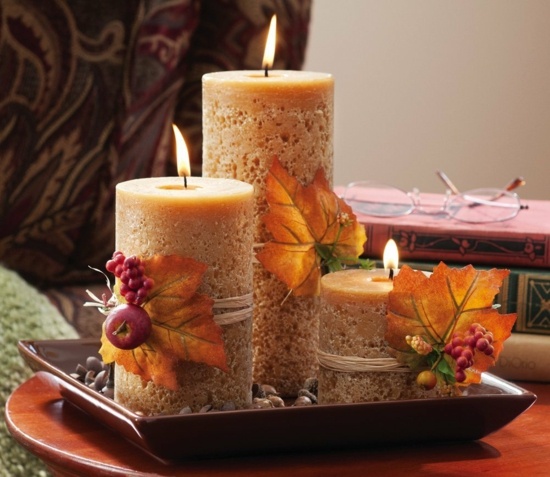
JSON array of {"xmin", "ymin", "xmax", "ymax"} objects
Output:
[
  {"xmin": 202, "ymin": 70, "xmax": 334, "ymax": 395},
  {"xmin": 318, "ymin": 269, "xmax": 432, "ymax": 404},
  {"xmin": 114, "ymin": 177, "xmax": 254, "ymax": 414}
]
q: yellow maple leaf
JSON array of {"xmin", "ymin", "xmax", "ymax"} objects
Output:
[
  {"xmin": 256, "ymin": 157, "xmax": 367, "ymax": 296},
  {"xmin": 386, "ymin": 263, "xmax": 517, "ymax": 386},
  {"xmin": 99, "ymin": 255, "xmax": 227, "ymax": 390}
]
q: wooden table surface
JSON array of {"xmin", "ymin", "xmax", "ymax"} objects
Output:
[{"xmin": 5, "ymin": 373, "xmax": 550, "ymax": 477}]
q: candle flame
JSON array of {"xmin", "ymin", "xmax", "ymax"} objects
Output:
[
  {"xmin": 383, "ymin": 239, "xmax": 399, "ymax": 271},
  {"xmin": 173, "ymin": 124, "xmax": 190, "ymax": 178},
  {"xmin": 262, "ymin": 15, "xmax": 277, "ymax": 72}
]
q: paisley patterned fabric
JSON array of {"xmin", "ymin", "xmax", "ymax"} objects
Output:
[
  {"xmin": 0, "ymin": 0, "xmax": 311, "ymax": 336},
  {"xmin": 175, "ymin": 0, "xmax": 312, "ymax": 174},
  {"xmin": 0, "ymin": 0, "xmax": 199, "ymax": 288}
]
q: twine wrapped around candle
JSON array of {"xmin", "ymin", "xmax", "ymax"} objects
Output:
[
  {"xmin": 213, "ymin": 293, "xmax": 254, "ymax": 326},
  {"xmin": 317, "ymin": 349, "xmax": 410, "ymax": 373}
]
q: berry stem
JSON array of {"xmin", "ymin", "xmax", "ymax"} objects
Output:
[{"xmin": 112, "ymin": 320, "xmax": 127, "ymax": 336}]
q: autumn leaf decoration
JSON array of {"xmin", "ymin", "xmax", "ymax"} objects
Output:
[
  {"xmin": 385, "ymin": 263, "xmax": 517, "ymax": 389},
  {"xmin": 256, "ymin": 157, "xmax": 368, "ymax": 296},
  {"xmin": 99, "ymin": 255, "xmax": 228, "ymax": 391}
]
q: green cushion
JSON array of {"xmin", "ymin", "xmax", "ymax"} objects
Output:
[{"xmin": 0, "ymin": 266, "xmax": 78, "ymax": 477}]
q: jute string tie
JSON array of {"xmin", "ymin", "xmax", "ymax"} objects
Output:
[
  {"xmin": 317, "ymin": 349, "xmax": 411, "ymax": 373},
  {"xmin": 213, "ymin": 292, "xmax": 254, "ymax": 326}
]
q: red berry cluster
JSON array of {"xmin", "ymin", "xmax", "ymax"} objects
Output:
[
  {"xmin": 106, "ymin": 251, "xmax": 154, "ymax": 305},
  {"xmin": 444, "ymin": 323, "xmax": 495, "ymax": 383}
]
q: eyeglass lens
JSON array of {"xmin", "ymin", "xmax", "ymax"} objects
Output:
[
  {"xmin": 446, "ymin": 188, "xmax": 521, "ymax": 223},
  {"xmin": 344, "ymin": 183, "xmax": 521, "ymax": 223},
  {"xmin": 344, "ymin": 182, "xmax": 414, "ymax": 217}
]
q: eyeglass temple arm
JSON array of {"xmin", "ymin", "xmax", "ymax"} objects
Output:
[
  {"xmin": 504, "ymin": 177, "xmax": 529, "ymax": 209},
  {"xmin": 503, "ymin": 176, "xmax": 526, "ymax": 192},
  {"xmin": 435, "ymin": 171, "xmax": 526, "ymax": 194},
  {"xmin": 435, "ymin": 170, "xmax": 460, "ymax": 194}
]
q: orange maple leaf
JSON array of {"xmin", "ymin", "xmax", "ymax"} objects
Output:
[
  {"xmin": 256, "ymin": 157, "xmax": 367, "ymax": 296},
  {"xmin": 99, "ymin": 255, "xmax": 227, "ymax": 391},
  {"xmin": 386, "ymin": 263, "xmax": 516, "ymax": 385}
]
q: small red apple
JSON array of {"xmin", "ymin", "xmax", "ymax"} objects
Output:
[{"xmin": 105, "ymin": 304, "xmax": 152, "ymax": 350}]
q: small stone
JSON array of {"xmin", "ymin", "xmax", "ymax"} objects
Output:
[
  {"xmin": 86, "ymin": 356, "xmax": 104, "ymax": 374},
  {"xmin": 179, "ymin": 406, "xmax": 193, "ymax": 415},
  {"xmin": 75, "ymin": 364, "xmax": 87, "ymax": 379},
  {"xmin": 93, "ymin": 370, "xmax": 108, "ymax": 391},
  {"xmin": 293, "ymin": 395, "xmax": 312, "ymax": 406},
  {"xmin": 252, "ymin": 398, "xmax": 274, "ymax": 409},
  {"xmin": 303, "ymin": 377, "xmax": 318, "ymax": 396},
  {"xmin": 84, "ymin": 370, "xmax": 96, "ymax": 385},
  {"xmin": 199, "ymin": 404, "xmax": 213, "ymax": 413},
  {"xmin": 101, "ymin": 386, "xmax": 114, "ymax": 399},
  {"xmin": 220, "ymin": 401, "xmax": 236, "ymax": 411},
  {"xmin": 267, "ymin": 395, "xmax": 285, "ymax": 408},
  {"xmin": 298, "ymin": 388, "xmax": 318, "ymax": 404},
  {"xmin": 261, "ymin": 384, "xmax": 279, "ymax": 396}
]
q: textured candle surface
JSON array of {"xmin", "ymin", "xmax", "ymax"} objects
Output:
[
  {"xmin": 114, "ymin": 176, "xmax": 254, "ymax": 414},
  {"xmin": 318, "ymin": 269, "xmax": 431, "ymax": 404},
  {"xmin": 202, "ymin": 70, "xmax": 334, "ymax": 395},
  {"xmin": 203, "ymin": 71, "xmax": 334, "ymax": 240}
]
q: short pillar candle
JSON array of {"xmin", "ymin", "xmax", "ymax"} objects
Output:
[{"xmin": 318, "ymin": 269, "xmax": 431, "ymax": 404}]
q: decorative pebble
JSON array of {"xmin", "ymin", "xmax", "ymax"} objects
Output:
[
  {"xmin": 293, "ymin": 395, "xmax": 312, "ymax": 406},
  {"xmin": 75, "ymin": 364, "xmax": 88, "ymax": 379},
  {"xmin": 303, "ymin": 377, "xmax": 318, "ymax": 396},
  {"xmin": 267, "ymin": 395, "xmax": 285, "ymax": 408},
  {"xmin": 102, "ymin": 385, "xmax": 114, "ymax": 399},
  {"xmin": 252, "ymin": 398, "xmax": 274, "ymax": 409},
  {"xmin": 86, "ymin": 356, "xmax": 105, "ymax": 374},
  {"xmin": 74, "ymin": 356, "xmax": 115, "ymax": 399},
  {"xmin": 220, "ymin": 401, "xmax": 236, "ymax": 411},
  {"xmin": 261, "ymin": 384, "xmax": 279, "ymax": 396},
  {"xmin": 72, "ymin": 356, "xmax": 320, "ymax": 411},
  {"xmin": 84, "ymin": 370, "xmax": 96, "ymax": 385},
  {"xmin": 297, "ymin": 388, "xmax": 317, "ymax": 404},
  {"xmin": 93, "ymin": 370, "xmax": 108, "ymax": 391}
]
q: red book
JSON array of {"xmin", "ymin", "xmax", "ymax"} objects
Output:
[{"xmin": 335, "ymin": 186, "xmax": 550, "ymax": 269}]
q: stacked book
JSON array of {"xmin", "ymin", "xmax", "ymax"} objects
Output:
[{"xmin": 338, "ymin": 186, "xmax": 550, "ymax": 383}]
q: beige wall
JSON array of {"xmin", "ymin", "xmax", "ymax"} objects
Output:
[{"xmin": 304, "ymin": 0, "xmax": 550, "ymax": 200}]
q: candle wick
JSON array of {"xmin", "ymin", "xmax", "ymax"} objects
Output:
[
  {"xmin": 184, "ymin": 175, "xmax": 188, "ymax": 189},
  {"xmin": 388, "ymin": 268, "xmax": 394, "ymax": 281},
  {"xmin": 264, "ymin": 64, "xmax": 269, "ymax": 77}
]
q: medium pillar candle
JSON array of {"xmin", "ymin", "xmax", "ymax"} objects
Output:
[
  {"xmin": 202, "ymin": 70, "xmax": 334, "ymax": 396},
  {"xmin": 114, "ymin": 177, "xmax": 254, "ymax": 414},
  {"xmin": 318, "ymin": 269, "xmax": 431, "ymax": 404}
]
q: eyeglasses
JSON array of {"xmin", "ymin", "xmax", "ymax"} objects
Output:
[{"xmin": 343, "ymin": 172, "xmax": 527, "ymax": 224}]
